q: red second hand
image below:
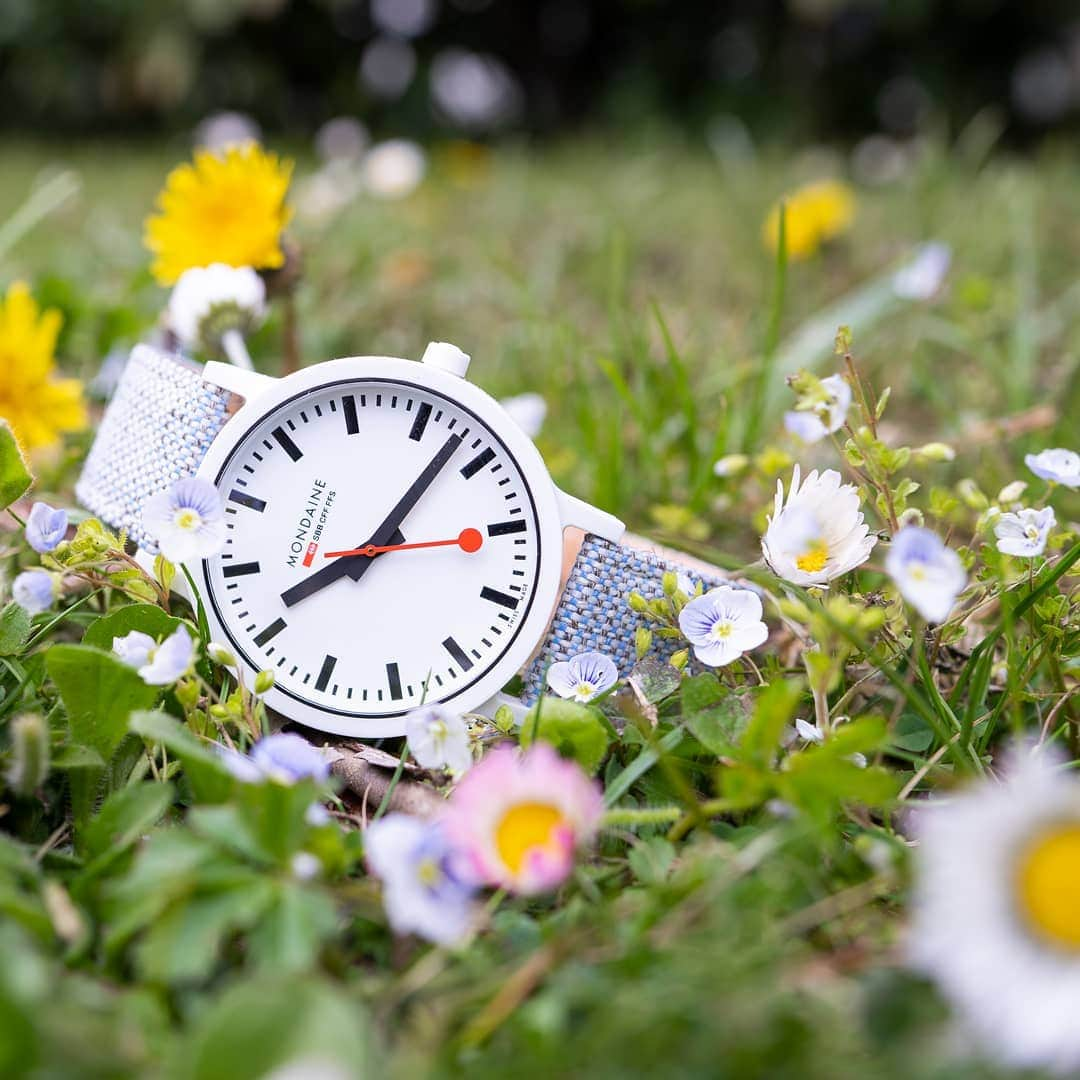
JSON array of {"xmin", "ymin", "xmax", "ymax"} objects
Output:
[{"xmin": 323, "ymin": 527, "xmax": 483, "ymax": 559}]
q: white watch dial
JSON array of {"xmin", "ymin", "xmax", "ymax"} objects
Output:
[{"xmin": 203, "ymin": 378, "xmax": 542, "ymax": 721}]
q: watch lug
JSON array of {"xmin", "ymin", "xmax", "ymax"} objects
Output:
[
  {"xmin": 203, "ymin": 361, "xmax": 278, "ymax": 402},
  {"xmin": 555, "ymin": 487, "xmax": 624, "ymax": 542}
]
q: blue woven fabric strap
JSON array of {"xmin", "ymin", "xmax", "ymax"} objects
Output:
[
  {"xmin": 520, "ymin": 534, "xmax": 726, "ymax": 703},
  {"xmin": 76, "ymin": 345, "xmax": 232, "ymax": 553}
]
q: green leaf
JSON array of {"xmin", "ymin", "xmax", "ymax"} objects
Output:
[
  {"xmin": 101, "ymin": 829, "xmax": 233, "ymax": 957},
  {"xmin": 629, "ymin": 656, "xmax": 683, "ymax": 704},
  {"xmin": 80, "ymin": 781, "xmax": 175, "ymax": 863},
  {"xmin": 627, "ymin": 836, "xmax": 676, "ymax": 885},
  {"xmin": 51, "ymin": 744, "xmax": 106, "ymax": 771},
  {"xmin": 82, "ymin": 604, "xmax": 185, "ymax": 652},
  {"xmin": 0, "ymin": 602, "xmax": 31, "ymax": 656},
  {"xmin": 129, "ymin": 711, "xmax": 234, "ymax": 805},
  {"xmin": 740, "ymin": 678, "xmax": 803, "ymax": 768},
  {"xmin": 892, "ymin": 713, "xmax": 934, "ymax": 753},
  {"xmin": 520, "ymin": 697, "xmax": 611, "ymax": 773},
  {"xmin": 0, "ymin": 420, "xmax": 32, "ymax": 512},
  {"xmin": 174, "ymin": 977, "xmax": 372, "ymax": 1080},
  {"xmin": 235, "ymin": 779, "xmax": 325, "ymax": 864},
  {"xmin": 248, "ymin": 882, "xmax": 339, "ymax": 974},
  {"xmin": 136, "ymin": 876, "xmax": 276, "ymax": 984},
  {"xmin": 46, "ymin": 645, "xmax": 158, "ymax": 762},
  {"xmin": 780, "ymin": 718, "xmax": 899, "ymax": 835},
  {"xmin": 679, "ymin": 672, "xmax": 723, "ymax": 713},
  {"xmin": 45, "ymin": 645, "xmax": 159, "ymax": 826},
  {"xmin": 685, "ymin": 687, "xmax": 754, "ymax": 757},
  {"xmin": 603, "ymin": 726, "xmax": 685, "ymax": 807}
]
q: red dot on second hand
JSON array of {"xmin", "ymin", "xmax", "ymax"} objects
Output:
[{"xmin": 458, "ymin": 527, "xmax": 483, "ymax": 553}]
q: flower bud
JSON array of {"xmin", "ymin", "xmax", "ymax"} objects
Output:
[
  {"xmin": 957, "ymin": 478, "xmax": 988, "ymax": 510},
  {"xmin": 915, "ymin": 441, "xmax": 956, "ymax": 463},
  {"xmin": 207, "ymin": 641, "xmax": 237, "ymax": 668},
  {"xmin": 713, "ymin": 454, "xmax": 749, "ymax": 478},
  {"xmin": 898, "ymin": 507, "xmax": 924, "ymax": 528},
  {"xmin": 996, "ymin": 480, "xmax": 1027, "ymax": 505},
  {"xmin": 6, "ymin": 713, "xmax": 49, "ymax": 796},
  {"xmin": 635, "ymin": 626, "xmax": 653, "ymax": 660},
  {"xmin": 493, "ymin": 704, "xmax": 516, "ymax": 734},
  {"xmin": 254, "ymin": 670, "xmax": 275, "ymax": 695},
  {"xmin": 628, "ymin": 591, "xmax": 648, "ymax": 614},
  {"xmin": 669, "ymin": 648, "xmax": 689, "ymax": 671}
]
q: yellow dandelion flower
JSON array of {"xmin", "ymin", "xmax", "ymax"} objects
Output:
[
  {"xmin": 762, "ymin": 179, "xmax": 855, "ymax": 261},
  {"xmin": 143, "ymin": 142, "xmax": 294, "ymax": 286},
  {"xmin": 0, "ymin": 282, "xmax": 87, "ymax": 452}
]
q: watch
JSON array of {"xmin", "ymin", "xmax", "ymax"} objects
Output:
[{"xmin": 76, "ymin": 342, "xmax": 725, "ymax": 737}]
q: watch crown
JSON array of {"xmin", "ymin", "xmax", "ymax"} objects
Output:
[{"xmin": 421, "ymin": 341, "xmax": 471, "ymax": 378}]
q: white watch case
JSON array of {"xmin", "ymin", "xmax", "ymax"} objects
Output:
[{"xmin": 191, "ymin": 348, "xmax": 624, "ymax": 737}]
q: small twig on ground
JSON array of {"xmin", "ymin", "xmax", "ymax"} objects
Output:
[{"xmin": 330, "ymin": 750, "xmax": 444, "ymax": 819}]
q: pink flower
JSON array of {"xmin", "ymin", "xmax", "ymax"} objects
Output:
[{"xmin": 442, "ymin": 744, "xmax": 603, "ymax": 895}]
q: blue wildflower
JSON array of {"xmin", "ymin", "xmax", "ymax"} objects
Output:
[
  {"xmin": 12, "ymin": 570, "xmax": 55, "ymax": 615},
  {"xmin": 26, "ymin": 502, "xmax": 67, "ymax": 553}
]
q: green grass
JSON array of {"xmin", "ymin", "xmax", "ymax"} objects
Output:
[
  {"xmin": 4, "ymin": 135, "xmax": 1079, "ymax": 527},
  {"xmin": 0, "ymin": 134, "xmax": 1077, "ymax": 1079}
]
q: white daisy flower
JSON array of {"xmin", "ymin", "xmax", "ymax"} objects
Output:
[
  {"xmin": 994, "ymin": 506, "xmax": 1055, "ymax": 558},
  {"xmin": 500, "ymin": 393, "xmax": 547, "ymax": 439},
  {"xmin": 677, "ymin": 585, "xmax": 768, "ymax": 667},
  {"xmin": 546, "ymin": 651, "xmax": 619, "ymax": 703},
  {"xmin": 1025, "ymin": 448, "xmax": 1080, "ymax": 489},
  {"xmin": 783, "ymin": 373, "xmax": 852, "ymax": 444},
  {"xmin": 761, "ymin": 466, "xmax": 877, "ymax": 585},
  {"xmin": 891, "ymin": 241, "xmax": 951, "ymax": 300},
  {"xmin": 168, "ymin": 263, "xmax": 266, "ymax": 367},
  {"xmin": 113, "ymin": 626, "xmax": 194, "ymax": 685},
  {"xmin": 142, "ymin": 477, "xmax": 226, "ymax": 563},
  {"xmin": 885, "ymin": 526, "xmax": 966, "ymax": 623},
  {"xmin": 910, "ymin": 747, "xmax": 1080, "ymax": 1073},
  {"xmin": 405, "ymin": 705, "xmax": 473, "ymax": 775},
  {"xmin": 361, "ymin": 139, "xmax": 426, "ymax": 199}
]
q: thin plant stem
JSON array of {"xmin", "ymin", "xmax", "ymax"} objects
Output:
[{"xmin": 221, "ymin": 328, "xmax": 254, "ymax": 370}]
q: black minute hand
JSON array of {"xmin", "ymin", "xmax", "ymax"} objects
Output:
[{"xmin": 279, "ymin": 432, "xmax": 463, "ymax": 609}]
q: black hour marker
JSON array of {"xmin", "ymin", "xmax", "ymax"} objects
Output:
[
  {"xmin": 442, "ymin": 636, "xmax": 474, "ymax": 672},
  {"xmin": 315, "ymin": 654, "xmax": 337, "ymax": 692},
  {"xmin": 229, "ymin": 489, "xmax": 267, "ymax": 512},
  {"xmin": 253, "ymin": 618, "xmax": 287, "ymax": 646},
  {"xmin": 487, "ymin": 520, "xmax": 527, "ymax": 537},
  {"xmin": 461, "ymin": 447, "xmax": 495, "ymax": 478},
  {"xmin": 481, "ymin": 585, "xmax": 519, "ymax": 610},
  {"xmin": 409, "ymin": 401, "xmax": 432, "ymax": 441},
  {"xmin": 343, "ymin": 395, "xmax": 359, "ymax": 435},
  {"xmin": 271, "ymin": 426, "xmax": 303, "ymax": 461},
  {"xmin": 223, "ymin": 561, "xmax": 261, "ymax": 578},
  {"xmin": 386, "ymin": 662, "xmax": 403, "ymax": 701}
]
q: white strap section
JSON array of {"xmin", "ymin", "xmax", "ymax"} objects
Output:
[{"xmin": 76, "ymin": 345, "xmax": 232, "ymax": 552}]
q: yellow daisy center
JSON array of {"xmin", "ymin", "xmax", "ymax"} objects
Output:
[
  {"xmin": 1015, "ymin": 822, "xmax": 1080, "ymax": 950},
  {"xmin": 796, "ymin": 539, "xmax": 829, "ymax": 573},
  {"xmin": 173, "ymin": 508, "xmax": 203, "ymax": 532},
  {"xmin": 495, "ymin": 802, "xmax": 565, "ymax": 875}
]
